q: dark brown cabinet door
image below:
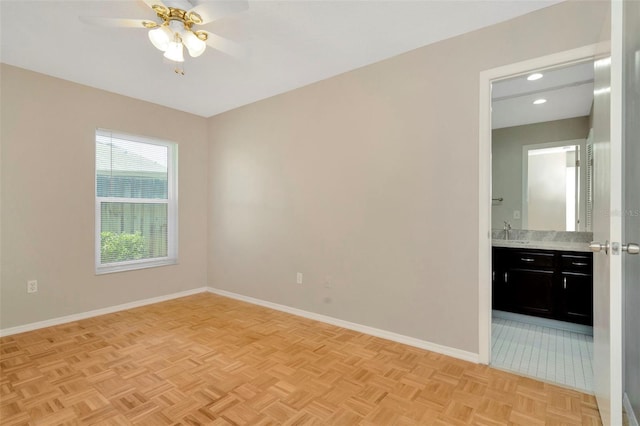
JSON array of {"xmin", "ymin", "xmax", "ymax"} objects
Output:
[
  {"xmin": 492, "ymin": 248, "xmax": 510, "ymax": 311},
  {"xmin": 560, "ymin": 272, "xmax": 593, "ymax": 325},
  {"xmin": 508, "ymin": 269, "xmax": 555, "ymax": 318},
  {"xmin": 492, "ymin": 277, "xmax": 510, "ymax": 311}
]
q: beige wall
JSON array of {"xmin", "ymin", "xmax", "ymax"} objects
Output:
[
  {"xmin": 492, "ymin": 116, "xmax": 591, "ymax": 230},
  {"xmin": 207, "ymin": 1, "xmax": 608, "ymax": 353},
  {"xmin": 0, "ymin": 1, "xmax": 609, "ymax": 354},
  {"xmin": 0, "ymin": 65, "xmax": 209, "ymax": 329}
]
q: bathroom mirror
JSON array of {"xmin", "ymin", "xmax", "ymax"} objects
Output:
[{"xmin": 491, "ymin": 61, "xmax": 594, "ymax": 232}]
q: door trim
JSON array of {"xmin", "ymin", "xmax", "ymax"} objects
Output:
[{"xmin": 478, "ymin": 44, "xmax": 599, "ymax": 364}]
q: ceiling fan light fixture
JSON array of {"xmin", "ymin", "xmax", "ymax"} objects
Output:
[
  {"xmin": 182, "ymin": 30, "xmax": 206, "ymax": 58},
  {"xmin": 148, "ymin": 25, "xmax": 172, "ymax": 51},
  {"xmin": 164, "ymin": 39, "xmax": 185, "ymax": 62},
  {"xmin": 137, "ymin": 4, "xmax": 229, "ymax": 73}
]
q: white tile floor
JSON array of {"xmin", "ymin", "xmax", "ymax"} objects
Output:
[{"xmin": 491, "ymin": 316, "xmax": 594, "ymax": 392}]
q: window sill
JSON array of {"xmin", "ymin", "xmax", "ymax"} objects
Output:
[{"xmin": 96, "ymin": 258, "xmax": 177, "ymax": 275}]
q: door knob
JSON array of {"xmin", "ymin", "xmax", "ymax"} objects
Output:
[
  {"xmin": 622, "ymin": 243, "xmax": 640, "ymax": 255},
  {"xmin": 590, "ymin": 241, "xmax": 609, "ymax": 254}
]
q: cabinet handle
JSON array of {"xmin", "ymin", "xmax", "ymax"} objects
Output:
[
  {"xmin": 521, "ymin": 258, "xmax": 535, "ymax": 262},
  {"xmin": 504, "ymin": 272, "xmax": 508, "ymax": 283},
  {"xmin": 563, "ymin": 277, "xmax": 567, "ymax": 290},
  {"xmin": 572, "ymin": 262, "xmax": 588, "ymax": 266},
  {"xmin": 493, "ymin": 271, "xmax": 495, "ymax": 281}
]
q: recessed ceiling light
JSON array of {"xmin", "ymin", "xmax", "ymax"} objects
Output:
[
  {"xmin": 533, "ymin": 98, "xmax": 547, "ymax": 105},
  {"xmin": 527, "ymin": 73, "xmax": 543, "ymax": 81}
]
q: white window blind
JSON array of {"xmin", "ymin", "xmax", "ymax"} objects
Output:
[{"xmin": 95, "ymin": 129, "xmax": 178, "ymax": 274}]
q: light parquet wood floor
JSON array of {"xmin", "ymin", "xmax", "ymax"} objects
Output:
[{"xmin": 1, "ymin": 293, "xmax": 602, "ymax": 425}]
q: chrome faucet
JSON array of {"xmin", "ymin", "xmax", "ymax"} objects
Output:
[{"xmin": 503, "ymin": 221, "xmax": 511, "ymax": 240}]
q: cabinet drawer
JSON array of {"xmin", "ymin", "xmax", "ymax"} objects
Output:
[
  {"xmin": 510, "ymin": 251, "xmax": 555, "ymax": 269},
  {"xmin": 561, "ymin": 254, "xmax": 593, "ymax": 274}
]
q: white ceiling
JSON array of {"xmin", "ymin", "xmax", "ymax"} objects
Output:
[
  {"xmin": 492, "ymin": 61, "xmax": 594, "ymax": 129},
  {"xmin": 1, "ymin": 0, "xmax": 562, "ymax": 118}
]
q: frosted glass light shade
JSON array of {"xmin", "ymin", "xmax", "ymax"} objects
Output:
[
  {"xmin": 182, "ymin": 30, "xmax": 206, "ymax": 57},
  {"xmin": 163, "ymin": 41, "xmax": 185, "ymax": 62},
  {"xmin": 148, "ymin": 26, "xmax": 172, "ymax": 52}
]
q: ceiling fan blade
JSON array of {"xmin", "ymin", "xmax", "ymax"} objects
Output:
[
  {"xmin": 141, "ymin": 0, "xmax": 168, "ymax": 12},
  {"xmin": 204, "ymin": 32, "xmax": 246, "ymax": 58},
  {"xmin": 80, "ymin": 16, "xmax": 156, "ymax": 29},
  {"xmin": 189, "ymin": 1, "xmax": 248, "ymax": 25}
]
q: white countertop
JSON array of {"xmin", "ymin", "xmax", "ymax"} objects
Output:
[{"xmin": 492, "ymin": 239, "xmax": 592, "ymax": 252}]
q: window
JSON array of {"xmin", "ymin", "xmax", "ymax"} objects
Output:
[{"xmin": 95, "ymin": 129, "xmax": 177, "ymax": 274}]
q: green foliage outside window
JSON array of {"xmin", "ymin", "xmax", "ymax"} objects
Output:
[{"xmin": 100, "ymin": 231, "xmax": 146, "ymax": 263}]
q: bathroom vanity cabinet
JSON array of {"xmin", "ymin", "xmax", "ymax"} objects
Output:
[{"xmin": 492, "ymin": 247, "xmax": 593, "ymax": 325}]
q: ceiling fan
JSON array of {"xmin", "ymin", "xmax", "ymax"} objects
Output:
[{"xmin": 81, "ymin": 0, "xmax": 248, "ymax": 74}]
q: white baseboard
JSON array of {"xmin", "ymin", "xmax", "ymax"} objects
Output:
[
  {"xmin": 0, "ymin": 287, "xmax": 208, "ymax": 337},
  {"xmin": 625, "ymin": 392, "xmax": 639, "ymax": 426},
  {"xmin": 207, "ymin": 287, "xmax": 479, "ymax": 364},
  {"xmin": 1, "ymin": 286, "xmax": 480, "ymax": 365}
]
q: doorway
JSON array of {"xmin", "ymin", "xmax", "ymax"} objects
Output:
[
  {"xmin": 522, "ymin": 140, "xmax": 585, "ymax": 232},
  {"xmin": 479, "ymin": 46, "xmax": 608, "ymax": 392},
  {"xmin": 488, "ymin": 60, "xmax": 595, "ymax": 392},
  {"xmin": 478, "ymin": 45, "xmax": 600, "ymax": 369}
]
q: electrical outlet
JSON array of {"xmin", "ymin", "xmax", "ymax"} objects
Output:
[
  {"xmin": 27, "ymin": 280, "xmax": 38, "ymax": 293},
  {"xmin": 514, "ymin": 210, "xmax": 521, "ymax": 219},
  {"xmin": 296, "ymin": 272, "xmax": 303, "ymax": 285}
]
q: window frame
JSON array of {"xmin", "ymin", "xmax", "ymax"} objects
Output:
[{"xmin": 95, "ymin": 129, "xmax": 178, "ymax": 275}]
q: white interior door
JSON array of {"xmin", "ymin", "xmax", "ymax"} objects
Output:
[
  {"xmin": 623, "ymin": 0, "xmax": 640, "ymax": 421},
  {"xmin": 591, "ymin": 3, "xmax": 624, "ymax": 426}
]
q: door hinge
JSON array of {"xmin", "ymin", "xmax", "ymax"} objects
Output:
[{"xmin": 576, "ymin": 159, "xmax": 581, "ymax": 167}]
